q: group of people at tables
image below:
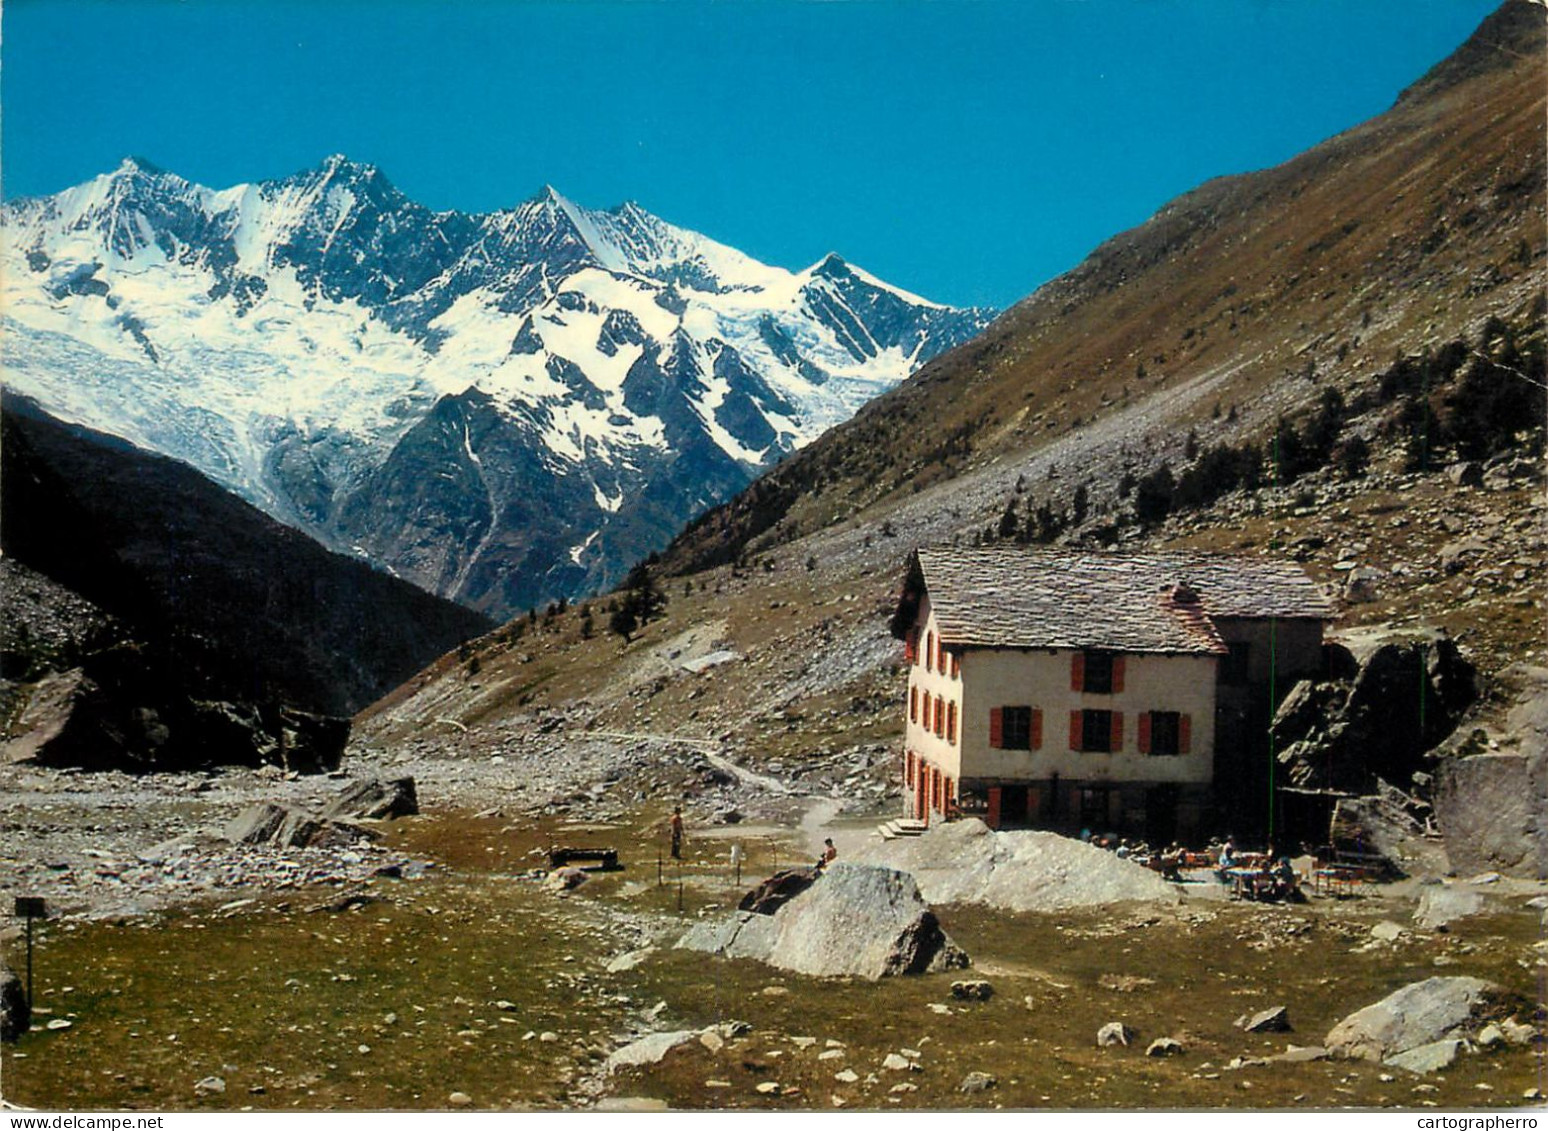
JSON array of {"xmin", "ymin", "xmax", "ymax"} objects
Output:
[
  {"xmin": 1214, "ymin": 838, "xmax": 1304, "ymax": 901},
  {"xmin": 1082, "ymin": 832, "xmax": 1304, "ymax": 900}
]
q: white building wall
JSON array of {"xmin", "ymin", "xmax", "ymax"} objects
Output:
[
  {"xmin": 957, "ymin": 649, "xmax": 1217, "ymax": 785},
  {"xmin": 903, "ymin": 595, "xmax": 964, "ymax": 811}
]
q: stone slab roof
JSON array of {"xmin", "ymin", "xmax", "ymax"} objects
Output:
[{"xmin": 915, "ymin": 547, "xmax": 1335, "ymax": 656}]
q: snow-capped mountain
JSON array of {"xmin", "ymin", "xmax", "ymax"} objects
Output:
[{"xmin": 1, "ymin": 155, "xmax": 993, "ymax": 617}]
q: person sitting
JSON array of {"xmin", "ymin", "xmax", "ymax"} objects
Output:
[
  {"xmin": 1216, "ymin": 837, "xmax": 1238, "ymax": 882},
  {"xmin": 815, "ymin": 837, "xmax": 838, "ymax": 871},
  {"xmin": 1272, "ymin": 856, "xmax": 1301, "ymax": 901}
]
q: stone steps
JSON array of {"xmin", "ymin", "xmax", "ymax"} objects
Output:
[{"xmin": 877, "ymin": 818, "xmax": 930, "ymax": 840}]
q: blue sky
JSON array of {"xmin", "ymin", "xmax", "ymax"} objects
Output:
[{"xmin": 2, "ymin": 0, "xmax": 1499, "ymax": 308}]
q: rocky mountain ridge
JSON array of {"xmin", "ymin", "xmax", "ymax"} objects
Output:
[{"xmin": 1, "ymin": 159, "xmax": 991, "ymax": 617}]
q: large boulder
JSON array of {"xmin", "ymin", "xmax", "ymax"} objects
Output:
[
  {"xmin": 322, "ymin": 777, "xmax": 418, "ymax": 821},
  {"xmin": 856, "ymin": 819, "xmax": 1179, "ymax": 912},
  {"xmin": 1412, "ymin": 884, "xmax": 1485, "ymax": 930},
  {"xmin": 1275, "ymin": 629, "xmax": 1477, "ymax": 795},
  {"xmin": 223, "ymin": 802, "xmax": 379, "ymax": 849},
  {"xmin": 1, "ymin": 959, "xmax": 28, "ymax": 1043},
  {"xmin": 0, "ymin": 667, "xmax": 106, "ymax": 766},
  {"xmin": 678, "ymin": 863, "xmax": 968, "ymax": 979},
  {"xmin": 1325, "ymin": 977, "xmax": 1507, "ymax": 1062},
  {"xmin": 603, "ymin": 1030, "xmax": 702, "ymax": 1074},
  {"xmin": 1434, "ymin": 745, "xmax": 1547, "ymax": 880}
]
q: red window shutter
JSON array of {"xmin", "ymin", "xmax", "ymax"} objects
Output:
[
  {"xmin": 1070, "ymin": 652, "xmax": 1085, "ymax": 692},
  {"xmin": 1069, "ymin": 709, "xmax": 1083, "ymax": 751},
  {"xmin": 951, "ymin": 653, "xmax": 960, "ymax": 678},
  {"xmin": 1110, "ymin": 711, "xmax": 1123, "ymax": 752},
  {"xmin": 936, "ymin": 695, "xmax": 945, "ymax": 737},
  {"xmin": 1179, "ymin": 714, "xmax": 1192, "ymax": 754},
  {"xmin": 927, "ymin": 632, "xmax": 935, "ymax": 672},
  {"xmin": 947, "ymin": 702, "xmax": 957, "ymax": 744},
  {"xmin": 1030, "ymin": 708, "xmax": 1043, "ymax": 750},
  {"xmin": 1137, "ymin": 711, "xmax": 1151, "ymax": 754},
  {"xmin": 904, "ymin": 750, "xmax": 912, "ymax": 787},
  {"xmin": 1112, "ymin": 656, "xmax": 1126, "ymax": 694},
  {"xmin": 989, "ymin": 707, "xmax": 1004, "ymax": 748},
  {"xmin": 905, "ymin": 628, "xmax": 918, "ymax": 663}
]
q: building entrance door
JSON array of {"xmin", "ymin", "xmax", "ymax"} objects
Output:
[{"xmin": 1000, "ymin": 785, "xmax": 1029, "ymax": 826}]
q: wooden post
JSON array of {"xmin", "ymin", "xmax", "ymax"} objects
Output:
[{"xmin": 14, "ymin": 897, "xmax": 45, "ymax": 1007}]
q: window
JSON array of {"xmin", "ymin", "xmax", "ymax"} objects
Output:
[
  {"xmin": 1221, "ymin": 642, "xmax": 1251, "ymax": 686},
  {"xmin": 946, "ymin": 701, "xmax": 957, "ymax": 744},
  {"xmin": 1148, "ymin": 711, "xmax": 1180, "ymax": 755},
  {"xmin": 991, "ymin": 706, "xmax": 1042, "ymax": 750},
  {"xmin": 905, "ymin": 750, "xmax": 915, "ymax": 788},
  {"xmin": 1139, "ymin": 711, "xmax": 1190, "ymax": 756},
  {"xmin": 909, "ymin": 686, "xmax": 918, "ymax": 724},
  {"xmin": 1082, "ymin": 651, "xmax": 1114, "ymax": 694},
  {"xmin": 926, "ymin": 631, "xmax": 935, "ymax": 673},
  {"xmin": 1073, "ymin": 708, "xmax": 1119, "ymax": 753},
  {"xmin": 934, "ymin": 695, "xmax": 945, "ymax": 738},
  {"xmin": 1002, "ymin": 706, "xmax": 1032, "ymax": 750}
]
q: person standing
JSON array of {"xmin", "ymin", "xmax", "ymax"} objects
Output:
[{"xmin": 669, "ymin": 806, "xmax": 684, "ymax": 860}]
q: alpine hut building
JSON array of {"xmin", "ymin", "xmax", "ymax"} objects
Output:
[{"xmin": 892, "ymin": 547, "xmax": 1336, "ymax": 843}]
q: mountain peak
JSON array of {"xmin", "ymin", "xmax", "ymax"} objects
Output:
[
  {"xmin": 533, "ymin": 184, "xmax": 568, "ymax": 207},
  {"xmin": 811, "ymin": 251, "xmax": 852, "ymax": 279},
  {"xmin": 116, "ymin": 155, "xmax": 166, "ymax": 177},
  {"xmin": 314, "ymin": 153, "xmax": 387, "ymax": 183}
]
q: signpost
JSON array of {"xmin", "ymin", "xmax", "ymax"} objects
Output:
[{"xmin": 13, "ymin": 898, "xmax": 45, "ymax": 1006}]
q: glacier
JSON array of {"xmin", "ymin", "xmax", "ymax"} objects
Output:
[{"xmin": 1, "ymin": 155, "xmax": 993, "ymax": 618}]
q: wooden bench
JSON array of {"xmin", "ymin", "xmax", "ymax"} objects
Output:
[{"xmin": 548, "ymin": 847, "xmax": 620, "ymax": 871}]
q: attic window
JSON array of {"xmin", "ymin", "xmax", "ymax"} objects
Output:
[
  {"xmin": 1081, "ymin": 651, "xmax": 1114, "ymax": 694},
  {"xmin": 1172, "ymin": 581, "xmax": 1200, "ymax": 604}
]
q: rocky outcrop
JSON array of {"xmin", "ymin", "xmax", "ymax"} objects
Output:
[
  {"xmin": 1432, "ymin": 668, "xmax": 1548, "ymax": 878},
  {"xmin": 1325, "ymin": 977, "xmax": 1508, "ymax": 1063},
  {"xmin": 0, "ymin": 654, "xmax": 349, "ymax": 775},
  {"xmin": 1, "ymin": 959, "xmax": 28, "ymax": 1043},
  {"xmin": 223, "ymin": 803, "xmax": 379, "ymax": 850},
  {"xmin": 1275, "ymin": 629, "xmax": 1477, "ymax": 796},
  {"xmin": 678, "ymin": 863, "xmax": 968, "ymax": 979},
  {"xmin": 857, "ymin": 819, "xmax": 1179, "ymax": 912},
  {"xmin": 322, "ymin": 777, "xmax": 419, "ymax": 821}
]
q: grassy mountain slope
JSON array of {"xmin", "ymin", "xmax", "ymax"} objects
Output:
[
  {"xmin": 660, "ymin": 0, "xmax": 1544, "ymax": 569},
  {"xmin": 356, "ymin": 2, "xmax": 1545, "ymax": 775}
]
